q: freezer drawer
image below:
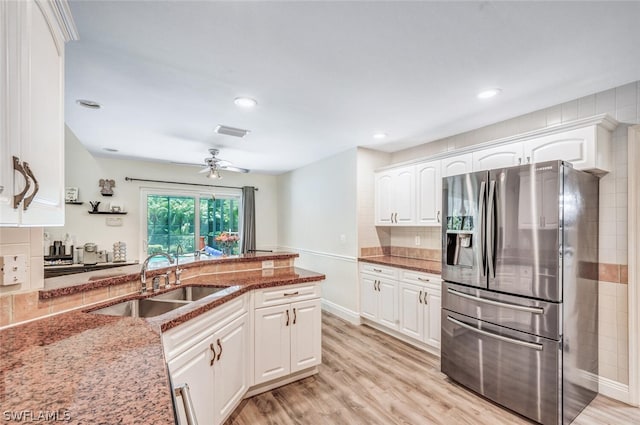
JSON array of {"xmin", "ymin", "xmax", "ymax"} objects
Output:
[
  {"xmin": 441, "ymin": 310, "xmax": 561, "ymax": 425},
  {"xmin": 443, "ymin": 281, "xmax": 561, "ymax": 340}
]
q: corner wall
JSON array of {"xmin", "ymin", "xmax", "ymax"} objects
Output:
[{"xmin": 276, "ymin": 148, "xmax": 359, "ymax": 322}]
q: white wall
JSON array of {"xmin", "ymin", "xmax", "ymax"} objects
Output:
[
  {"xmin": 45, "ymin": 127, "xmax": 279, "ymax": 261},
  {"xmin": 356, "ymin": 147, "xmax": 390, "ymax": 252},
  {"xmin": 277, "ymin": 148, "xmax": 359, "ymax": 321}
]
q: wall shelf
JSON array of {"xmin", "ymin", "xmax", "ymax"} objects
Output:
[
  {"xmin": 65, "ymin": 201, "xmax": 84, "ymax": 205},
  {"xmin": 87, "ymin": 211, "xmax": 127, "ymax": 215}
]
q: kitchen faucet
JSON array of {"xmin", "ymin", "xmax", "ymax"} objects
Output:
[
  {"xmin": 175, "ymin": 244, "xmax": 184, "ymax": 285},
  {"xmin": 140, "ymin": 252, "xmax": 174, "ymax": 294}
]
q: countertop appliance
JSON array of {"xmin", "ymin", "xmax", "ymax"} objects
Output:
[
  {"xmin": 83, "ymin": 243, "xmax": 98, "ymax": 265},
  {"xmin": 440, "ymin": 160, "xmax": 599, "ymax": 425}
]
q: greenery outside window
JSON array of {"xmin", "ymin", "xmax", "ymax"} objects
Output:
[{"xmin": 143, "ymin": 188, "xmax": 240, "ymax": 257}]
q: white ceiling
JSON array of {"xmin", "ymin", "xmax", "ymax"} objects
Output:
[{"xmin": 65, "ymin": 1, "xmax": 640, "ymax": 174}]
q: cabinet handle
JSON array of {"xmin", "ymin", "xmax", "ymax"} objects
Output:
[
  {"xmin": 373, "ymin": 268, "xmax": 382, "ymax": 273},
  {"xmin": 293, "ymin": 308, "xmax": 297, "ymax": 325},
  {"xmin": 285, "ymin": 309, "xmax": 290, "ymax": 326},
  {"xmin": 209, "ymin": 342, "xmax": 216, "ymax": 366},
  {"xmin": 424, "ymin": 294, "xmax": 428, "ymax": 305},
  {"xmin": 419, "ymin": 290, "xmax": 423, "ymax": 304},
  {"xmin": 527, "ymin": 156, "xmax": 531, "ymax": 163},
  {"xmin": 373, "ymin": 280, "xmax": 377, "ymax": 291},
  {"xmin": 417, "ymin": 277, "xmax": 430, "ymax": 282},
  {"xmin": 216, "ymin": 338, "xmax": 222, "ymax": 361},
  {"xmin": 12, "ymin": 156, "xmax": 30, "ymax": 209},
  {"xmin": 518, "ymin": 157, "xmax": 522, "ymax": 165},
  {"xmin": 283, "ymin": 291, "xmax": 299, "ymax": 296},
  {"xmin": 21, "ymin": 162, "xmax": 39, "ymax": 210},
  {"xmin": 437, "ymin": 211, "xmax": 441, "ymax": 223},
  {"xmin": 376, "ymin": 280, "xmax": 381, "ymax": 291},
  {"xmin": 394, "ymin": 212, "xmax": 398, "ymax": 223},
  {"xmin": 174, "ymin": 384, "xmax": 199, "ymax": 425}
]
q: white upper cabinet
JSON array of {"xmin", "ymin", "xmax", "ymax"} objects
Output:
[
  {"xmin": 524, "ymin": 125, "xmax": 612, "ymax": 172},
  {"xmin": 441, "ymin": 153, "xmax": 473, "ymax": 177},
  {"xmin": 374, "ymin": 165, "xmax": 415, "ymax": 225},
  {"xmin": 0, "ymin": 0, "xmax": 77, "ymax": 226},
  {"xmin": 472, "ymin": 142, "xmax": 525, "ymax": 171},
  {"xmin": 416, "ymin": 160, "xmax": 442, "ymax": 226}
]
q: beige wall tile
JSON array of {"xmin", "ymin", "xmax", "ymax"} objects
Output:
[
  {"xmin": 13, "ymin": 291, "xmax": 50, "ymax": 322},
  {"xmin": 82, "ymin": 287, "xmax": 110, "ymax": 305},
  {"xmin": 50, "ymin": 293, "xmax": 84, "ymax": 313},
  {"xmin": 0, "ymin": 295, "xmax": 12, "ymax": 326}
]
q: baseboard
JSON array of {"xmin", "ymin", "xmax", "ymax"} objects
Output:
[
  {"xmin": 244, "ymin": 367, "xmax": 318, "ymax": 398},
  {"xmin": 321, "ymin": 299, "xmax": 361, "ymax": 325},
  {"xmin": 597, "ymin": 374, "xmax": 631, "ymax": 403}
]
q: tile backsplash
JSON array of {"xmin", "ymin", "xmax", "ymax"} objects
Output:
[{"xmin": 0, "ymin": 228, "xmax": 44, "ymax": 295}]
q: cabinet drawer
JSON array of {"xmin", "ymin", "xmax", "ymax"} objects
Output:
[
  {"xmin": 359, "ymin": 263, "xmax": 398, "ymax": 279},
  {"xmin": 163, "ymin": 294, "xmax": 248, "ymax": 361},
  {"xmin": 401, "ymin": 270, "xmax": 441, "ymax": 289},
  {"xmin": 253, "ymin": 282, "xmax": 321, "ymax": 309}
]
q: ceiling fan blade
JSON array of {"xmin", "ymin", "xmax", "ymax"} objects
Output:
[
  {"xmin": 171, "ymin": 161, "xmax": 205, "ymax": 168},
  {"xmin": 220, "ymin": 165, "xmax": 250, "ymax": 173}
]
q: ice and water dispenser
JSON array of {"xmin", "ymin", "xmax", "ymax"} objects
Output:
[{"xmin": 445, "ymin": 215, "xmax": 474, "ymax": 267}]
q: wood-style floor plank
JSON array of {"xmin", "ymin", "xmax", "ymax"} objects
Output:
[{"xmin": 226, "ymin": 312, "xmax": 640, "ymax": 425}]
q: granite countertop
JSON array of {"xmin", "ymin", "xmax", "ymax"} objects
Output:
[
  {"xmin": 41, "ymin": 251, "xmax": 299, "ymax": 298},
  {"xmin": 359, "ymin": 255, "xmax": 442, "ymax": 275},
  {"xmin": 0, "ymin": 266, "xmax": 325, "ymax": 424}
]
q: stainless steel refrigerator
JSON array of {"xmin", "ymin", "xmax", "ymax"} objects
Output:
[{"xmin": 440, "ymin": 160, "xmax": 599, "ymax": 425}]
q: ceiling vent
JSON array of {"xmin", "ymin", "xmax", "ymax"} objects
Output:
[{"xmin": 214, "ymin": 125, "xmax": 250, "ymax": 138}]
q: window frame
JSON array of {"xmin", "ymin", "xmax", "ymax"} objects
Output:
[{"xmin": 139, "ymin": 186, "xmax": 242, "ymax": 260}]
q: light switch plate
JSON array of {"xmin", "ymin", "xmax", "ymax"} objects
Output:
[{"xmin": 0, "ymin": 254, "xmax": 27, "ymax": 286}]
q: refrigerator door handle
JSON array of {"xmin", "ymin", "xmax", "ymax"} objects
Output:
[
  {"xmin": 478, "ymin": 180, "xmax": 487, "ymax": 276},
  {"xmin": 446, "ymin": 316, "xmax": 543, "ymax": 351},
  {"xmin": 487, "ymin": 180, "xmax": 496, "ymax": 278},
  {"xmin": 446, "ymin": 288, "xmax": 544, "ymax": 314}
]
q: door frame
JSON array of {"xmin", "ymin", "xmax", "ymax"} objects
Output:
[{"xmin": 628, "ymin": 124, "xmax": 640, "ymax": 406}]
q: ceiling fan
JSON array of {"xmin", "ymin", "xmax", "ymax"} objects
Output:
[{"xmin": 177, "ymin": 148, "xmax": 250, "ymax": 179}]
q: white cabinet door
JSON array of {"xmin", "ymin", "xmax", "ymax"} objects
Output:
[
  {"xmin": 20, "ymin": 0, "xmax": 65, "ymax": 225},
  {"xmin": 377, "ymin": 277, "xmax": 398, "ymax": 330},
  {"xmin": 168, "ymin": 336, "xmax": 216, "ymax": 425},
  {"xmin": 398, "ymin": 282, "xmax": 423, "ymax": 340},
  {"xmin": 374, "ymin": 171, "xmax": 394, "ymax": 225},
  {"xmin": 360, "ymin": 275, "xmax": 378, "ymax": 321},
  {"xmin": 290, "ymin": 299, "xmax": 322, "ymax": 373},
  {"xmin": 213, "ymin": 314, "xmax": 248, "ymax": 424},
  {"xmin": 423, "ymin": 289, "xmax": 441, "ymax": 349},
  {"xmin": 524, "ymin": 127, "xmax": 592, "ymax": 169},
  {"xmin": 254, "ymin": 305, "xmax": 291, "ymax": 385},
  {"xmin": 441, "ymin": 153, "xmax": 473, "ymax": 177},
  {"xmin": 416, "ymin": 160, "xmax": 442, "ymax": 226},
  {"xmin": 393, "ymin": 165, "xmax": 415, "ymax": 225},
  {"xmin": 472, "ymin": 142, "xmax": 524, "ymax": 171}
]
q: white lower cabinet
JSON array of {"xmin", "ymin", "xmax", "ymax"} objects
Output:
[
  {"xmin": 360, "ymin": 262, "xmax": 442, "ymax": 352},
  {"xmin": 254, "ymin": 297, "xmax": 322, "ymax": 385}
]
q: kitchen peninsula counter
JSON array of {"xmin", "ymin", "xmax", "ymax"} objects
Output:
[
  {"xmin": 359, "ymin": 255, "xmax": 442, "ymax": 275},
  {"xmin": 0, "ymin": 266, "xmax": 325, "ymax": 424}
]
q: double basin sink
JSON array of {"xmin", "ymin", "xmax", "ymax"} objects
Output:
[{"xmin": 91, "ymin": 285, "xmax": 230, "ymax": 318}]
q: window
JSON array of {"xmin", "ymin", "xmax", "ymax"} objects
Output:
[{"xmin": 143, "ymin": 189, "xmax": 241, "ymax": 257}]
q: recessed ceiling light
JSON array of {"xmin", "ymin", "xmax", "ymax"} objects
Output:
[
  {"xmin": 477, "ymin": 88, "xmax": 502, "ymax": 99},
  {"xmin": 76, "ymin": 99, "xmax": 101, "ymax": 109},
  {"xmin": 234, "ymin": 97, "xmax": 257, "ymax": 108},
  {"xmin": 103, "ymin": 147, "xmax": 119, "ymax": 152},
  {"xmin": 373, "ymin": 132, "xmax": 388, "ymax": 140}
]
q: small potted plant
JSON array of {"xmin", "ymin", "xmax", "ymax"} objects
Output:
[{"xmin": 214, "ymin": 232, "xmax": 239, "ymax": 256}]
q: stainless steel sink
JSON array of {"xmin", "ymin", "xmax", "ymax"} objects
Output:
[
  {"xmin": 91, "ymin": 298, "xmax": 189, "ymax": 318},
  {"xmin": 149, "ymin": 285, "xmax": 227, "ymax": 302}
]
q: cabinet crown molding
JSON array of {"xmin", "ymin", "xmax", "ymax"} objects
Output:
[
  {"xmin": 376, "ymin": 113, "xmax": 618, "ymax": 172},
  {"xmin": 39, "ymin": 0, "xmax": 79, "ymax": 42}
]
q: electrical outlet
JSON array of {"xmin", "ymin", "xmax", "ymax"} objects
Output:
[{"xmin": 415, "ymin": 235, "xmax": 421, "ymax": 246}]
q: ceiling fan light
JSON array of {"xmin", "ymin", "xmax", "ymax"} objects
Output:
[{"xmin": 207, "ymin": 168, "xmax": 222, "ymax": 180}]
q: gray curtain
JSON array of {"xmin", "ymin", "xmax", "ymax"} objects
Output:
[{"xmin": 241, "ymin": 186, "xmax": 256, "ymax": 253}]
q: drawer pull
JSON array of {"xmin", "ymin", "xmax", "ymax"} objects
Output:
[
  {"xmin": 373, "ymin": 268, "xmax": 383, "ymax": 273},
  {"xmin": 447, "ymin": 288, "xmax": 544, "ymax": 314},
  {"xmin": 447, "ymin": 316, "xmax": 543, "ymax": 351},
  {"xmin": 216, "ymin": 338, "xmax": 222, "ymax": 361},
  {"xmin": 283, "ymin": 291, "xmax": 299, "ymax": 296},
  {"xmin": 417, "ymin": 277, "xmax": 430, "ymax": 282}
]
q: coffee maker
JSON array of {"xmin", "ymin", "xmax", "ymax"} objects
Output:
[{"xmin": 83, "ymin": 243, "xmax": 98, "ymax": 265}]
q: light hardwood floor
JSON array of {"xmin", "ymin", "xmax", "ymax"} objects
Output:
[{"xmin": 227, "ymin": 312, "xmax": 640, "ymax": 425}]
